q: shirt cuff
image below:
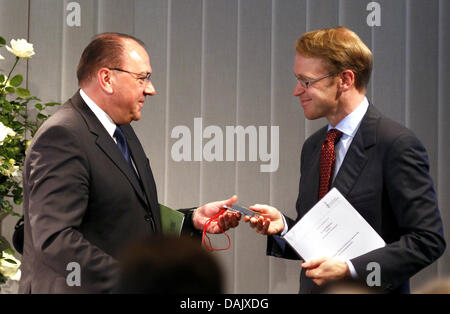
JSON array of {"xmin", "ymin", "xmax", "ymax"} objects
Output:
[
  {"xmin": 346, "ymin": 260, "xmax": 358, "ymax": 279},
  {"xmin": 279, "ymin": 214, "xmax": 289, "ymax": 237}
]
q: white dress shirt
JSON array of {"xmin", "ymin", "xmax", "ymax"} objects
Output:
[
  {"xmin": 79, "ymin": 88, "xmax": 117, "ymax": 142},
  {"xmin": 330, "ymin": 97, "xmax": 369, "ymax": 182},
  {"xmin": 79, "ymin": 89, "xmax": 140, "ymax": 176}
]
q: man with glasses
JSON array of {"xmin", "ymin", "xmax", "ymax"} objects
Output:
[
  {"xmin": 19, "ymin": 33, "xmax": 241, "ymax": 293},
  {"xmin": 245, "ymin": 27, "xmax": 445, "ymax": 293}
]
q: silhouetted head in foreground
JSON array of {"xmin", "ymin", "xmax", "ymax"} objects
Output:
[{"xmin": 116, "ymin": 235, "xmax": 223, "ymax": 294}]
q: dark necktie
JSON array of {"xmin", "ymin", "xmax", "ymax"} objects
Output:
[
  {"xmin": 114, "ymin": 126, "xmax": 154, "ymax": 230},
  {"xmin": 318, "ymin": 129, "xmax": 343, "ymax": 200},
  {"xmin": 114, "ymin": 125, "xmax": 136, "ymax": 175}
]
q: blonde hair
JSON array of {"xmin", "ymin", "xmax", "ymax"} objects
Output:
[{"xmin": 296, "ymin": 27, "xmax": 373, "ymax": 91}]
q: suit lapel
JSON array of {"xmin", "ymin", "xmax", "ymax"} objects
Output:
[
  {"xmin": 69, "ymin": 92, "xmax": 149, "ymax": 207},
  {"xmin": 309, "ymin": 135, "xmax": 325, "ymax": 203},
  {"xmin": 95, "ymin": 134, "xmax": 149, "ymax": 206},
  {"xmin": 332, "ymin": 104, "xmax": 378, "ymax": 198},
  {"xmin": 300, "ymin": 127, "xmax": 327, "ymax": 212},
  {"xmin": 122, "ymin": 125, "xmax": 162, "ymax": 232}
]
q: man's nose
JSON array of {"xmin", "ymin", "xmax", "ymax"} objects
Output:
[
  {"xmin": 144, "ymin": 81, "xmax": 156, "ymax": 96},
  {"xmin": 293, "ymin": 81, "xmax": 305, "ymax": 96}
]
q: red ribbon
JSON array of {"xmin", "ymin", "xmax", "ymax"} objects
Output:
[{"xmin": 202, "ymin": 208, "xmax": 231, "ymax": 251}]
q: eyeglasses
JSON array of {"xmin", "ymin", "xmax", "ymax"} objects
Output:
[
  {"xmin": 295, "ymin": 73, "xmax": 334, "ymax": 89},
  {"xmin": 109, "ymin": 67, "xmax": 152, "ymax": 84}
]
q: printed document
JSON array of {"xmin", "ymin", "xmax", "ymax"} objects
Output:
[{"xmin": 283, "ymin": 188, "xmax": 385, "ymax": 261}]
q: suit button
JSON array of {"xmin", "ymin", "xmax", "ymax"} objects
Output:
[{"xmin": 144, "ymin": 214, "xmax": 156, "ymax": 232}]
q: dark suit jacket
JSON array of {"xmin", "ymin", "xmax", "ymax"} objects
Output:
[
  {"xmin": 267, "ymin": 104, "xmax": 446, "ymax": 293},
  {"xmin": 19, "ymin": 91, "xmax": 197, "ymax": 293}
]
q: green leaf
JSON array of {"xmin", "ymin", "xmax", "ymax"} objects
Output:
[
  {"xmin": 0, "ymin": 36, "xmax": 5, "ymax": 45},
  {"xmin": 0, "ymin": 74, "xmax": 5, "ymax": 84},
  {"xmin": 4, "ymin": 258, "xmax": 17, "ymax": 264},
  {"xmin": 37, "ymin": 113, "xmax": 47, "ymax": 120},
  {"xmin": 14, "ymin": 197, "xmax": 23, "ymax": 205},
  {"xmin": 35, "ymin": 103, "xmax": 43, "ymax": 110},
  {"xmin": 4, "ymin": 248, "xmax": 15, "ymax": 255},
  {"xmin": 2, "ymin": 100, "xmax": 12, "ymax": 112},
  {"xmin": 44, "ymin": 102, "xmax": 60, "ymax": 107},
  {"xmin": 9, "ymin": 75, "xmax": 23, "ymax": 87},
  {"xmin": 5, "ymin": 86, "xmax": 15, "ymax": 93},
  {"xmin": 16, "ymin": 87, "xmax": 31, "ymax": 98},
  {"xmin": 13, "ymin": 187, "xmax": 23, "ymax": 205}
]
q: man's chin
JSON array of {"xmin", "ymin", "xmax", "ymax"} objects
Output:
[
  {"xmin": 132, "ymin": 113, "xmax": 141, "ymax": 122},
  {"xmin": 303, "ymin": 109, "xmax": 318, "ymax": 120}
]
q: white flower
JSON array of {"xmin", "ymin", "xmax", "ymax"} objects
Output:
[
  {"xmin": 8, "ymin": 159, "xmax": 19, "ymax": 177},
  {"xmin": 0, "ymin": 121, "xmax": 16, "ymax": 144},
  {"xmin": 6, "ymin": 39, "xmax": 35, "ymax": 58},
  {"xmin": 0, "ymin": 157, "xmax": 19, "ymax": 178},
  {"xmin": 0, "ymin": 251, "xmax": 21, "ymax": 281},
  {"xmin": 0, "ymin": 54, "xmax": 4, "ymax": 60}
]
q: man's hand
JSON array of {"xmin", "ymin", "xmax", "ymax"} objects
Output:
[
  {"xmin": 243, "ymin": 204, "xmax": 285, "ymax": 235},
  {"xmin": 302, "ymin": 257, "xmax": 350, "ymax": 286},
  {"xmin": 193, "ymin": 195, "xmax": 241, "ymax": 234}
]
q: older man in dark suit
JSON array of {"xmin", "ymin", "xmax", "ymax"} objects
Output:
[
  {"xmin": 19, "ymin": 33, "xmax": 240, "ymax": 293},
  {"xmin": 245, "ymin": 27, "xmax": 445, "ymax": 293}
]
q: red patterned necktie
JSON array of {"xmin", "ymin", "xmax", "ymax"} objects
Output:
[{"xmin": 318, "ymin": 129, "xmax": 343, "ymax": 200}]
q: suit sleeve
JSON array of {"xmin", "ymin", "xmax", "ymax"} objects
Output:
[
  {"xmin": 350, "ymin": 133, "xmax": 446, "ymax": 292},
  {"xmin": 266, "ymin": 145, "xmax": 309, "ymax": 261},
  {"xmin": 178, "ymin": 207, "xmax": 203, "ymax": 239},
  {"xmin": 26, "ymin": 124, "xmax": 119, "ymax": 293},
  {"xmin": 266, "ymin": 215, "xmax": 300, "ymax": 260}
]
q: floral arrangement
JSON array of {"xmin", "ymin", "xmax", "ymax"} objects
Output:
[{"xmin": 0, "ymin": 36, "xmax": 60, "ymax": 284}]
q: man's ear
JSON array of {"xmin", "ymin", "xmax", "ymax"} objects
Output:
[
  {"xmin": 97, "ymin": 68, "xmax": 114, "ymax": 94},
  {"xmin": 338, "ymin": 70, "xmax": 355, "ymax": 92}
]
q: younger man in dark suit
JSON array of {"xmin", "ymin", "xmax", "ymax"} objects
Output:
[{"xmin": 245, "ymin": 26, "xmax": 445, "ymax": 293}]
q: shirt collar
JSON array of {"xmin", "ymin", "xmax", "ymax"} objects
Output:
[
  {"xmin": 328, "ymin": 97, "xmax": 369, "ymax": 138},
  {"xmin": 79, "ymin": 88, "xmax": 117, "ymax": 139}
]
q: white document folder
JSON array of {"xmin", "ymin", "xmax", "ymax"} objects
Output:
[{"xmin": 283, "ymin": 188, "xmax": 385, "ymax": 261}]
